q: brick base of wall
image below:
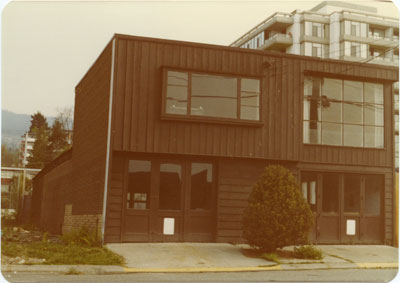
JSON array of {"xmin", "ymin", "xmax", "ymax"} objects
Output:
[{"xmin": 62, "ymin": 204, "xmax": 102, "ymax": 240}]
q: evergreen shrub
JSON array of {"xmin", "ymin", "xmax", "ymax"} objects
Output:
[{"xmin": 242, "ymin": 165, "xmax": 313, "ymax": 252}]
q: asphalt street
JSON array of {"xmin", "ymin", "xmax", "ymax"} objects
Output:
[{"xmin": 2, "ymin": 269, "xmax": 399, "ymax": 283}]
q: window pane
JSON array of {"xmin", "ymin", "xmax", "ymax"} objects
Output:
[
  {"xmin": 240, "ymin": 79, "xmax": 260, "ymax": 120},
  {"xmin": 304, "ymin": 98, "xmax": 321, "ymax": 121},
  {"xmin": 344, "ymin": 175, "xmax": 360, "ymax": 213},
  {"xmin": 304, "ymin": 76, "xmax": 314, "ymax": 97},
  {"xmin": 344, "ymin": 103, "xmax": 362, "ymax": 124},
  {"xmin": 303, "ymin": 121, "xmax": 321, "ymax": 144},
  {"xmin": 364, "ymin": 126, "xmax": 384, "ymax": 148},
  {"xmin": 191, "ymin": 163, "xmax": 213, "ymax": 210},
  {"xmin": 344, "ymin": 125, "xmax": 363, "ymax": 147},
  {"xmin": 191, "ymin": 74, "xmax": 237, "ymax": 119},
  {"xmin": 159, "ymin": 163, "xmax": 182, "ymax": 210},
  {"xmin": 365, "ymin": 175, "xmax": 382, "ymax": 215},
  {"xmin": 127, "ymin": 160, "xmax": 151, "ymax": 209},
  {"xmin": 304, "ymin": 77, "xmax": 321, "ymax": 121},
  {"xmin": 364, "ymin": 83, "xmax": 383, "ymax": 104},
  {"xmin": 344, "ymin": 80, "xmax": 363, "ymax": 102},
  {"xmin": 322, "ymin": 174, "xmax": 339, "ymax": 213},
  {"xmin": 364, "ymin": 104, "xmax": 384, "ymax": 126},
  {"xmin": 322, "ymin": 102, "xmax": 342, "ymax": 123},
  {"xmin": 301, "ymin": 173, "xmax": 317, "ymax": 212},
  {"xmin": 322, "ymin": 78, "xmax": 342, "ymax": 100},
  {"xmin": 322, "ymin": 122, "xmax": 342, "ymax": 145},
  {"xmin": 166, "ymin": 71, "xmax": 188, "ymax": 115}
]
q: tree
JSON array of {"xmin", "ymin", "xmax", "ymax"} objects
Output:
[
  {"xmin": 56, "ymin": 106, "xmax": 73, "ymax": 131},
  {"xmin": 242, "ymin": 165, "xmax": 314, "ymax": 252},
  {"xmin": 48, "ymin": 118, "xmax": 68, "ymax": 158},
  {"xmin": 29, "ymin": 111, "xmax": 49, "ymax": 133},
  {"xmin": 27, "ymin": 126, "xmax": 51, "ymax": 168}
]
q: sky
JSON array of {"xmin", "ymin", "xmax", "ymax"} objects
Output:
[{"xmin": 1, "ymin": 0, "xmax": 399, "ymax": 117}]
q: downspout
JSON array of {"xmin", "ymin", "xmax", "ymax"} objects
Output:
[{"xmin": 101, "ymin": 38, "xmax": 116, "ymax": 245}]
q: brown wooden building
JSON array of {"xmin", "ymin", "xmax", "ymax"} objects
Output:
[{"xmin": 32, "ymin": 34, "xmax": 398, "ymax": 245}]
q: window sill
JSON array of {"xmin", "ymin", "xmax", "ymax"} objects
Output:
[{"xmin": 160, "ymin": 114, "xmax": 264, "ymax": 127}]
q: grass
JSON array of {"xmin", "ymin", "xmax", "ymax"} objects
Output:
[
  {"xmin": 293, "ymin": 245, "xmax": 323, "ymax": 260},
  {"xmin": 1, "ymin": 241, "xmax": 124, "ymax": 265},
  {"xmin": 242, "ymin": 244, "xmax": 324, "ymax": 264}
]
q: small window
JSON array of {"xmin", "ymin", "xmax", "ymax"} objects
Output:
[
  {"xmin": 159, "ymin": 163, "xmax": 182, "ymax": 210},
  {"xmin": 166, "ymin": 71, "xmax": 188, "ymax": 115},
  {"xmin": 364, "ymin": 175, "xmax": 382, "ymax": 216},
  {"xmin": 351, "ymin": 24, "xmax": 357, "ymax": 36},
  {"xmin": 351, "ymin": 45, "xmax": 357, "ymax": 57},
  {"xmin": 322, "ymin": 174, "xmax": 339, "ymax": 213},
  {"xmin": 163, "ymin": 69, "xmax": 261, "ymax": 122},
  {"xmin": 191, "ymin": 163, "xmax": 213, "ymax": 210},
  {"xmin": 344, "ymin": 175, "xmax": 360, "ymax": 213},
  {"xmin": 312, "ymin": 25, "xmax": 318, "ymax": 37},
  {"xmin": 127, "ymin": 160, "xmax": 151, "ymax": 210},
  {"xmin": 301, "ymin": 173, "xmax": 317, "ymax": 212}
]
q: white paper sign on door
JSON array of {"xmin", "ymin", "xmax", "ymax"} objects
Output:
[
  {"xmin": 346, "ymin": 219, "xmax": 356, "ymax": 235},
  {"xmin": 163, "ymin": 218, "xmax": 175, "ymax": 235}
]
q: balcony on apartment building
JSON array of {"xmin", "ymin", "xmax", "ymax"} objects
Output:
[
  {"xmin": 368, "ymin": 47, "xmax": 399, "ymax": 67},
  {"xmin": 340, "ymin": 10, "xmax": 399, "ymax": 29},
  {"xmin": 368, "ymin": 27, "xmax": 399, "ymax": 49},
  {"xmin": 231, "ymin": 12, "xmax": 293, "ymax": 47},
  {"xmin": 261, "ymin": 32, "xmax": 293, "ymax": 51}
]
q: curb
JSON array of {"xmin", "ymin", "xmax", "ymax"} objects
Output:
[{"xmin": 2, "ymin": 262, "xmax": 398, "ymax": 274}]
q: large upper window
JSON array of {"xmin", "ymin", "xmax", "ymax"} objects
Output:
[
  {"xmin": 303, "ymin": 76, "xmax": 384, "ymax": 148},
  {"xmin": 164, "ymin": 69, "xmax": 261, "ymax": 122}
]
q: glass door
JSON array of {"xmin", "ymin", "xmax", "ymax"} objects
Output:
[
  {"xmin": 153, "ymin": 162, "xmax": 184, "ymax": 242},
  {"xmin": 318, "ymin": 173, "xmax": 341, "ymax": 243}
]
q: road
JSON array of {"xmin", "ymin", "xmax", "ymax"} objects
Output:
[{"xmin": 2, "ymin": 269, "xmax": 399, "ymax": 283}]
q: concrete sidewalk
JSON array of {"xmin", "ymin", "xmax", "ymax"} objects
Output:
[{"xmin": 1, "ymin": 243, "xmax": 398, "ymax": 275}]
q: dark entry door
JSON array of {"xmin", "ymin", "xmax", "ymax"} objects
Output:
[
  {"xmin": 122, "ymin": 159, "xmax": 215, "ymax": 242},
  {"xmin": 153, "ymin": 162, "xmax": 184, "ymax": 242},
  {"xmin": 318, "ymin": 174, "xmax": 341, "ymax": 243},
  {"xmin": 301, "ymin": 172, "xmax": 383, "ymax": 244}
]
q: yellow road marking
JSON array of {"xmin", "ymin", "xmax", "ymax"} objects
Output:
[
  {"xmin": 356, "ymin": 263, "xmax": 398, "ymax": 269},
  {"xmin": 124, "ymin": 265, "xmax": 282, "ymax": 273}
]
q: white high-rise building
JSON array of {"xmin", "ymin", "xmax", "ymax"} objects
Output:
[{"xmin": 231, "ymin": 1, "xmax": 399, "ymax": 169}]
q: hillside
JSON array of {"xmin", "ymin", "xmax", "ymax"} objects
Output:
[{"xmin": 2, "ymin": 110, "xmax": 55, "ymax": 149}]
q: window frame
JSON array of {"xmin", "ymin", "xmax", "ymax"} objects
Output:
[
  {"xmin": 302, "ymin": 75, "xmax": 386, "ymax": 149},
  {"xmin": 161, "ymin": 67, "xmax": 263, "ymax": 126}
]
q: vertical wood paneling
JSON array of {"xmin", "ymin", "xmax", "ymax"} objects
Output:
[
  {"xmin": 146, "ymin": 43, "xmax": 157, "ymax": 152},
  {"xmin": 151, "ymin": 44, "xmax": 164, "ymax": 153},
  {"xmin": 111, "ymin": 36, "xmax": 396, "ymax": 168},
  {"xmin": 137, "ymin": 42, "xmax": 149, "ymax": 152},
  {"xmin": 130, "ymin": 41, "xmax": 141, "ymax": 152},
  {"xmin": 114, "ymin": 40, "xmax": 127, "ymax": 151},
  {"xmin": 123, "ymin": 41, "xmax": 133, "ymax": 150}
]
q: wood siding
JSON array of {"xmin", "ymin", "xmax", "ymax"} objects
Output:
[
  {"xmin": 105, "ymin": 154, "xmax": 125, "ymax": 242},
  {"xmin": 72, "ymin": 41, "xmax": 113, "ymax": 215},
  {"xmin": 111, "ymin": 34, "xmax": 397, "ymax": 168},
  {"xmin": 216, "ymin": 159, "xmax": 297, "ymax": 243}
]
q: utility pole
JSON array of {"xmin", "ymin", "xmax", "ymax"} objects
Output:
[{"xmin": 19, "ymin": 133, "xmax": 28, "ymax": 222}]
